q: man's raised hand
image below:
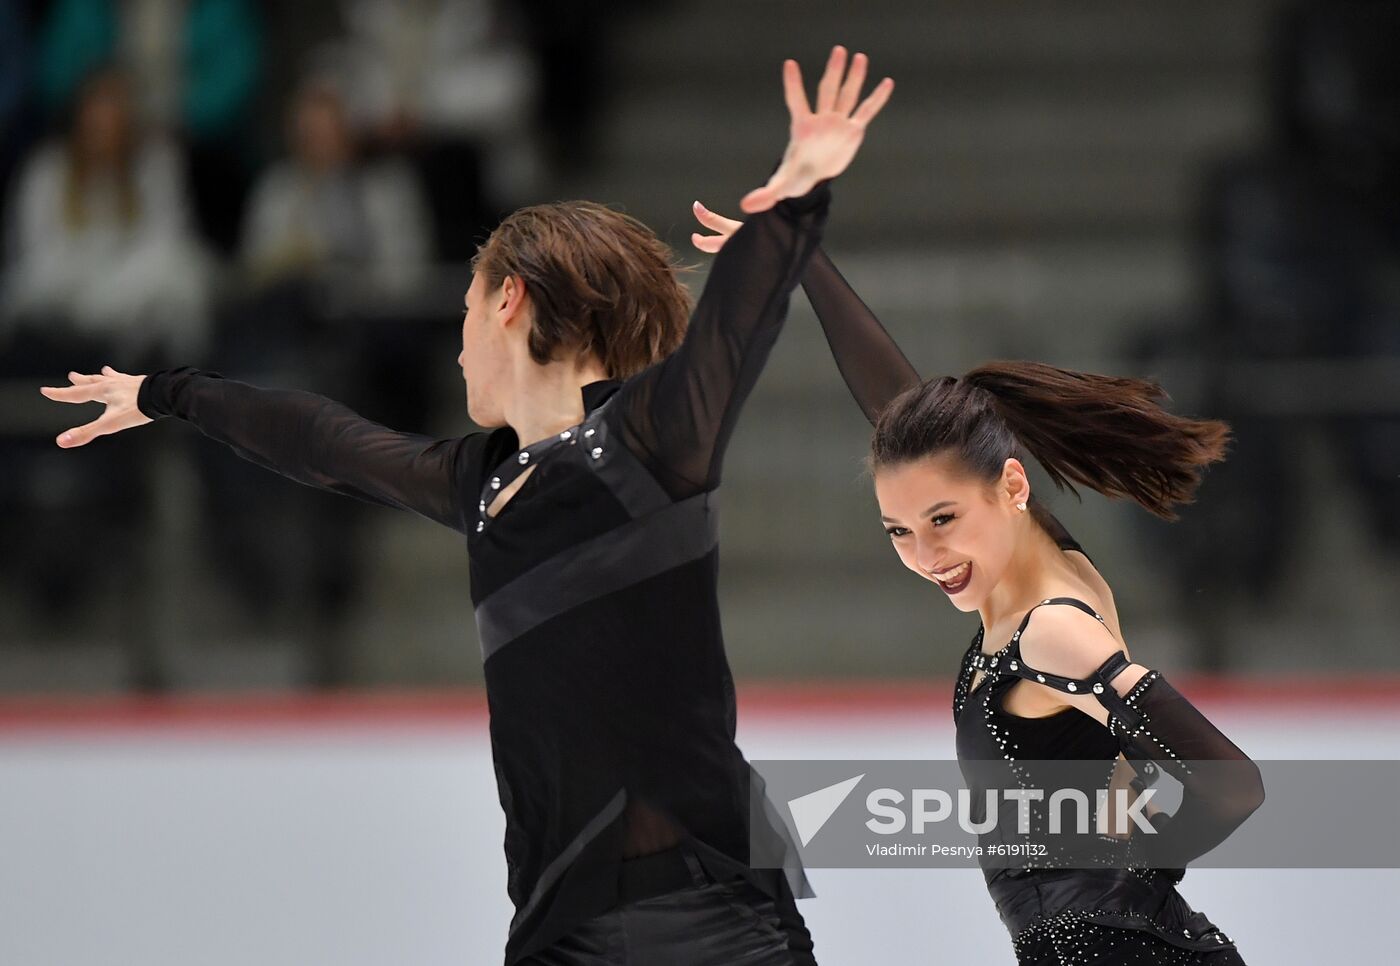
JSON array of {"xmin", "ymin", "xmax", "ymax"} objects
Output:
[{"xmin": 740, "ymin": 46, "xmax": 893, "ymax": 214}]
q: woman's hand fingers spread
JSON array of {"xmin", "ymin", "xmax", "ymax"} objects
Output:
[
  {"xmin": 690, "ymin": 232, "xmax": 725, "ymax": 254},
  {"xmin": 692, "ymin": 201, "xmax": 743, "ymax": 234}
]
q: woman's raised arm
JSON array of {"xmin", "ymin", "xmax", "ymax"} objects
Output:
[{"xmin": 690, "ymin": 207, "xmax": 920, "ymax": 427}]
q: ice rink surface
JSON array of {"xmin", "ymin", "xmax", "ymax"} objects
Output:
[{"xmin": 1, "ymin": 686, "xmax": 1395, "ymax": 965}]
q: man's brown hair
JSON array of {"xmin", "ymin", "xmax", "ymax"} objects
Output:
[{"xmin": 471, "ymin": 201, "xmax": 693, "ymax": 379}]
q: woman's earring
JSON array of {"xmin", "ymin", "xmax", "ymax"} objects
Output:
[{"xmin": 1016, "ymin": 502, "xmax": 1027, "ymax": 512}]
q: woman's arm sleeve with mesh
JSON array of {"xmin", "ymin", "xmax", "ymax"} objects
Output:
[
  {"xmin": 800, "ymin": 247, "xmax": 921, "ymax": 426},
  {"xmin": 1014, "ymin": 604, "xmax": 1265, "ymax": 867},
  {"xmin": 1103, "ymin": 670, "xmax": 1266, "ymax": 866}
]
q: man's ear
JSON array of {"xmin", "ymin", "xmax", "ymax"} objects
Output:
[{"xmin": 498, "ymin": 275, "xmax": 530, "ymax": 329}]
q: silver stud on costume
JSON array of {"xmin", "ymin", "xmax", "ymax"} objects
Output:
[
  {"xmin": 519, "ymin": 451, "xmax": 530, "ymax": 465},
  {"xmin": 490, "ymin": 477, "xmax": 501, "ymax": 490},
  {"xmin": 559, "ymin": 430, "xmax": 572, "ymax": 441},
  {"xmin": 591, "ymin": 447, "xmax": 603, "ymax": 460}
]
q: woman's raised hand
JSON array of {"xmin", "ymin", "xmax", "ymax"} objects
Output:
[
  {"xmin": 690, "ymin": 200, "xmax": 744, "ymax": 254},
  {"xmin": 739, "ymin": 46, "xmax": 893, "ymax": 214},
  {"xmin": 39, "ymin": 366, "xmax": 152, "ymax": 448}
]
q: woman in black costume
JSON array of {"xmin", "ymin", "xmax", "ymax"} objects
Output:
[
  {"xmin": 694, "ymin": 206, "xmax": 1265, "ymax": 964},
  {"xmin": 39, "ymin": 49, "xmax": 894, "ymax": 966}
]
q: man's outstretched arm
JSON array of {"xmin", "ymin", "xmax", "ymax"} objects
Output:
[{"xmin": 42, "ymin": 365, "xmax": 480, "ymax": 534}]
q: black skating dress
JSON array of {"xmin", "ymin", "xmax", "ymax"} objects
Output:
[{"xmin": 800, "ymin": 248, "xmax": 1265, "ymax": 964}]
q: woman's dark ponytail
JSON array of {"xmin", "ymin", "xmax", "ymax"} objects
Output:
[{"xmin": 871, "ymin": 361, "xmax": 1230, "ymax": 521}]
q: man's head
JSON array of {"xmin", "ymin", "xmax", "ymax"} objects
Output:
[{"xmin": 459, "ymin": 202, "xmax": 692, "ymax": 426}]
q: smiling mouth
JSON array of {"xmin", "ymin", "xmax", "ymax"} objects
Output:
[{"xmin": 930, "ymin": 561, "xmax": 972, "ymax": 595}]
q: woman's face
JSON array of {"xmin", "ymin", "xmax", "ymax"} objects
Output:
[{"xmin": 873, "ymin": 453, "xmax": 1025, "ymax": 613}]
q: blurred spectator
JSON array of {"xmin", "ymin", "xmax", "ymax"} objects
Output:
[
  {"xmin": 332, "ymin": 0, "xmax": 532, "ymax": 144},
  {"xmin": 0, "ymin": 0, "xmax": 37, "ymax": 209},
  {"xmin": 311, "ymin": 0, "xmax": 538, "ymax": 258},
  {"xmin": 1275, "ymin": 0, "xmax": 1400, "ymax": 204},
  {"xmin": 217, "ymin": 79, "xmax": 437, "ymax": 686},
  {"xmin": 1133, "ymin": 0, "xmax": 1400, "ymax": 640},
  {"xmin": 240, "ymin": 78, "xmax": 432, "ymax": 295},
  {"xmin": 35, "ymin": 0, "xmax": 262, "ymax": 253},
  {"xmin": 2, "ymin": 65, "xmax": 212, "ymax": 363},
  {"xmin": 518, "ymin": 0, "xmax": 640, "ymax": 173},
  {"xmin": 1279, "ymin": 0, "xmax": 1400, "ymax": 549}
]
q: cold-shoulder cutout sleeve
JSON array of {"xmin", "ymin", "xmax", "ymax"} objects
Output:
[
  {"xmin": 1007, "ymin": 597, "xmax": 1264, "ymax": 865},
  {"xmin": 1108, "ymin": 672, "xmax": 1265, "ymax": 865}
]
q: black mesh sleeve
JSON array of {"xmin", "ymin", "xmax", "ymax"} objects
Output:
[
  {"xmin": 801, "ymin": 247, "xmax": 921, "ymax": 426},
  {"xmin": 614, "ymin": 186, "xmax": 830, "ymax": 499},
  {"xmin": 803, "ymin": 248, "xmax": 1091, "ymax": 545},
  {"xmin": 1107, "ymin": 673, "xmax": 1265, "ymax": 866},
  {"xmin": 138, "ymin": 367, "xmax": 481, "ymax": 534}
]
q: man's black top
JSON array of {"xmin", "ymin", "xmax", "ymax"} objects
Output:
[{"xmin": 137, "ymin": 186, "xmax": 830, "ymax": 963}]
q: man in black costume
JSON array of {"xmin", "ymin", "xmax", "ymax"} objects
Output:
[{"xmin": 41, "ymin": 48, "xmax": 893, "ymax": 966}]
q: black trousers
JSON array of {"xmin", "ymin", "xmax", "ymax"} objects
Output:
[{"xmin": 520, "ymin": 849, "xmax": 817, "ymax": 966}]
